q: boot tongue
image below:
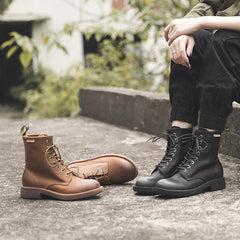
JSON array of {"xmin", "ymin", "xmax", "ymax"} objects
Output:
[{"xmin": 47, "ymin": 145, "xmax": 64, "ymax": 166}]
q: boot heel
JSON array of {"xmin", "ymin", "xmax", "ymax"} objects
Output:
[
  {"xmin": 21, "ymin": 186, "xmax": 42, "ymax": 199},
  {"xmin": 209, "ymin": 177, "xmax": 225, "ymax": 191}
]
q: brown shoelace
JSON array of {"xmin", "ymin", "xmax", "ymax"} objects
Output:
[{"xmin": 46, "ymin": 145, "xmax": 73, "ymax": 176}]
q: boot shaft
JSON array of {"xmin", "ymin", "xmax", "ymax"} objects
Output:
[
  {"xmin": 22, "ymin": 134, "xmax": 70, "ymax": 188},
  {"xmin": 180, "ymin": 128, "xmax": 223, "ymax": 180},
  {"xmin": 23, "ymin": 134, "xmax": 53, "ymax": 171}
]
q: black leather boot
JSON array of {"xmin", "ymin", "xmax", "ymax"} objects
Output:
[
  {"xmin": 133, "ymin": 127, "xmax": 193, "ymax": 194},
  {"xmin": 153, "ymin": 128, "xmax": 225, "ymax": 197}
]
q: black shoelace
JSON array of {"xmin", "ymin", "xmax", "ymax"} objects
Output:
[
  {"xmin": 178, "ymin": 134, "xmax": 208, "ymax": 172},
  {"xmin": 147, "ymin": 132, "xmax": 193, "ymax": 169}
]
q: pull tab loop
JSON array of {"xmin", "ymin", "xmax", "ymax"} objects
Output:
[{"xmin": 20, "ymin": 123, "xmax": 32, "ymax": 136}]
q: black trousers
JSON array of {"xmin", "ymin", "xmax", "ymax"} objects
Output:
[{"xmin": 169, "ymin": 29, "xmax": 240, "ymax": 131}]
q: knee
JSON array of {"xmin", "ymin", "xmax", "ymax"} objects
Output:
[
  {"xmin": 211, "ymin": 30, "xmax": 236, "ymax": 44},
  {"xmin": 193, "ymin": 29, "xmax": 212, "ymax": 43}
]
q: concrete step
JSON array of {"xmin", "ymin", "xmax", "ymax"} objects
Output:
[{"xmin": 79, "ymin": 86, "xmax": 240, "ymax": 159}]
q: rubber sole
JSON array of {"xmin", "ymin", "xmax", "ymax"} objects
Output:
[
  {"xmin": 21, "ymin": 186, "xmax": 103, "ymax": 200},
  {"xmin": 68, "ymin": 154, "xmax": 138, "ymax": 184},
  {"xmin": 132, "ymin": 185, "xmax": 156, "ymax": 195},
  {"xmin": 153, "ymin": 177, "xmax": 225, "ymax": 198}
]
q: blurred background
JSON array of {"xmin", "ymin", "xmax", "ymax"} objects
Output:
[{"xmin": 0, "ymin": 0, "xmax": 197, "ymax": 120}]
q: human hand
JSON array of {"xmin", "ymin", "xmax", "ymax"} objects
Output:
[
  {"xmin": 169, "ymin": 35, "xmax": 195, "ymax": 68},
  {"xmin": 165, "ymin": 18, "xmax": 201, "ymax": 45}
]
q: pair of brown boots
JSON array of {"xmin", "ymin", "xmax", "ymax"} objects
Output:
[{"xmin": 21, "ymin": 133, "xmax": 138, "ymax": 200}]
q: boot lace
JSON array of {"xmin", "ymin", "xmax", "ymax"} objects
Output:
[
  {"xmin": 82, "ymin": 169, "xmax": 106, "ymax": 180},
  {"xmin": 147, "ymin": 132, "xmax": 193, "ymax": 169},
  {"xmin": 46, "ymin": 145, "xmax": 73, "ymax": 176},
  {"xmin": 178, "ymin": 134, "xmax": 208, "ymax": 172}
]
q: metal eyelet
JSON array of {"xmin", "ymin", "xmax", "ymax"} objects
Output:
[
  {"xmin": 171, "ymin": 153, "xmax": 175, "ymax": 157},
  {"xmin": 183, "ymin": 169, "xmax": 187, "ymax": 172},
  {"xmin": 187, "ymin": 165, "xmax": 191, "ymax": 168},
  {"xmin": 197, "ymin": 151, "xmax": 200, "ymax": 155},
  {"xmin": 57, "ymin": 165, "xmax": 60, "ymax": 169},
  {"xmin": 191, "ymin": 160, "xmax": 195, "ymax": 164},
  {"xmin": 165, "ymin": 162, "xmax": 169, "ymax": 165},
  {"xmin": 169, "ymin": 158, "xmax": 173, "ymax": 162},
  {"xmin": 162, "ymin": 166, "xmax": 166, "ymax": 169},
  {"xmin": 61, "ymin": 169, "xmax": 65, "ymax": 172},
  {"xmin": 200, "ymin": 135, "xmax": 203, "ymax": 138},
  {"xmin": 66, "ymin": 172, "xmax": 69, "ymax": 176},
  {"xmin": 173, "ymin": 133, "xmax": 177, "ymax": 137}
]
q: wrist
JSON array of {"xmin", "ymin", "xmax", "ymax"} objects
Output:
[{"xmin": 196, "ymin": 17, "xmax": 206, "ymax": 29}]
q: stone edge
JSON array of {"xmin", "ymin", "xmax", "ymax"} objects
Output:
[{"xmin": 79, "ymin": 87, "xmax": 240, "ymax": 159}]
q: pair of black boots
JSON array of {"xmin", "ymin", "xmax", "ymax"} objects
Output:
[{"xmin": 133, "ymin": 127, "xmax": 225, "ymax": 197}]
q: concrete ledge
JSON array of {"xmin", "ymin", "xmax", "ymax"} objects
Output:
[{"xmin": 79, "ymin": 86, "xmax": 240, "ymax": 159}]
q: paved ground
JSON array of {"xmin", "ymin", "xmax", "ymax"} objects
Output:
[{"xmin": 0, "ymin": 117, "xmax": 240, "ymax": 240}]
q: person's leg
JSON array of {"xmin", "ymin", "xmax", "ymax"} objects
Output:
[
  {"xmin": 154, "ymin": 30, "xmax": 240, "ymax": 197},
  {"xmin": 133, "ymin": 30, "xmax": 213, "ymax": 195},
  {"xmin": 170, "ymin": 29, "xmax": 213, "ymax": 127},
  {"xmin": 198, "ymin": 30, "xmax": 240, "ymax": 131}
]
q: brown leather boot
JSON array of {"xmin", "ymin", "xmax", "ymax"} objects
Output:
[
  {"xmin": 67, "ymin": 155, "xmax": 138, "ymax": 185},
  {"xmin": 21, "ymin": 134, "xmax": 103, "ymax": 200}
]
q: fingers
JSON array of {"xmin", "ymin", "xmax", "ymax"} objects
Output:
[
  {"xmin": 164, "ymin": 24, "xmax": 170, "ymax": 41},
  {"xmin": 169, "ymin": 35, "xmax": 193, "ymax": 69},
  {"xmin": 169, "ymin": 43, "xmax": 177, "ymax": 61},
  {"xmin": 186, "ymin": 36, "xmax": 195, "ymax": 57},
  {"xmin": 179, "ymin": 40, "xmax": 190, "ymax": 68},
  {"xmin": 168, "ymin": 30, "xmax": 178, "ymax": 46},
  {"xmin": 164, "ymin": 20, "xmax": 179, "ymax": 45}
]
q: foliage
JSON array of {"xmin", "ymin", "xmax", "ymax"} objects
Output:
[
  {"xmin": 23, "ymin": 70, "xmax": 80, "ymax": 118},
  {"xmin": 0, "ymin": 32, "xmax": 38, "ymax": 68},
  {"xmin": 19, "ymin": 38, "xmax": 156, "ymax": 118},
  {"xmin": 1, "ymin": 0, "xmax": 199, "ymax": 119},
  {"xmin": 10, "ymin": 66, "xmax": 46, "ymax": 107},
  {"xmin": 0, "ymin": 0, "xmax": 12, "ymax": 14}
]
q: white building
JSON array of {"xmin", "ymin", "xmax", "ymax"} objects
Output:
[{"xmin": 3, "ymin": 0, "xmax": 112, "ymax": 73}]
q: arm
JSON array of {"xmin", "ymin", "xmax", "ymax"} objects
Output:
[
  {"xmin": 200, "ymin": 16, "xmax": 240, "ymax": 31},
  {"xmin": 166, "ymin": 16, "xmax": 240, "ymax": 68},
  {"xmin": 165, "ymin": 16, "xmax": 240, "ymax": 45}
]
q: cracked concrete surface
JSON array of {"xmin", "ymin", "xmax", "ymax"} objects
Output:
[{"xmin": 0, "ymin": 117, "xmax": 240, "ymax": 240}]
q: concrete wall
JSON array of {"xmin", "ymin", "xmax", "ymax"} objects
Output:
[{"xmin": 79, "ymin": 86, "xmax": 240, "ymax": 159}]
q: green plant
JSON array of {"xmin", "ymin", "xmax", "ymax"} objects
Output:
[
  {"xmin": 0, "ymin": 32, "xmax": 39, "ymax": 68},
  {"xmin": 1, "ymin": 0, "xmax": 199, "ymax": 119},
  {"xmin": 22, "ymin": 37, "xmax": 157, "ymax": 118},
  {"xmin": 24, "ymin": 71, "xmax": 80, "ymax": 118},
  {"xmin": 0, "ymin": 0, "xmax": 12, "ymax": 14},
  {"xmin": 10, "ymin": 66, "xmax": 46, "ymax": 107}
]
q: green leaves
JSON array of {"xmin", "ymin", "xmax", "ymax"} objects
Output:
[
  {"xmin": 6, "ymin": 45, "xmax": 18, "ymax": 58},
  {"xmin": 0, "ymin": 39, "xmax": 14, "ymax": 49},
  {"xmin": 1, "ymin": 31, "xmax": 38, "ymax": 68},
  {"xmin": 19, "ymin": 51, "xmax": 32, "ymax": 68},
  {"xmin": 55, "ymin": 41, "xmax": 68, "ymax": 55}
]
